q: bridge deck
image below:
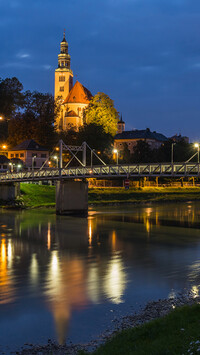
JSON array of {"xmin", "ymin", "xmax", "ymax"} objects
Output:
[{"xmin": 0, "ymin": 163, "xmax": 200, "ymax": 183}]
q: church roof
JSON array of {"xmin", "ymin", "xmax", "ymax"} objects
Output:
[
  {"xmin": 10, "ymin": 139, "xmax": 48, "ymax": 151},
  {"xmin": 115, "ymin": 129, "xmax": 168, "ymax": 142},
  {"xmin": 63, "ymin": 81, "xmax": 93, "ymax": 104},
  {"xmin": 65, "ymin": 110, "xmax": 79, "ymax": 117}
]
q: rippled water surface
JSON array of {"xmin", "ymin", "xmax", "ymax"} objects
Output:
[{"xmin": 1, "ymin": 202, "xmax": 200, "ymax": 353}]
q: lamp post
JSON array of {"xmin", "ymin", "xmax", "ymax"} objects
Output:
[
  {"xmin": 194, "ymin": 143, "xmax": 200, "ymax": 163},
  {"xmin": 9, "ymin": 162, "xmax": 13, "ymax": 173},
  {"xmin": 32, "ymin": 155, "xmax": 36, "ymax": 172},
  {"xmin": 171, "ymin": 143, "xmax": 176, "ymax": 164},
  {"xmin": 113, "ymin": 149, "xmax": 118, "ymax": 165},
  {"xmin": 53, "ymin": 155, "xmax": 58, "ymax": 168},
  {"xmin": 17, "ymin": 164, "xmax": 22, "ymax": 172}
]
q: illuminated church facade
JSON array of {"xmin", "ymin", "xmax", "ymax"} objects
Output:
[{"xmin": 54, "ymin": 32, "xmax": 92, "ymax": 131}]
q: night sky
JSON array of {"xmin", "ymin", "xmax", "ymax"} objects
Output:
[{"xmin": 1, "ymin": 0, "xmax": 200, "ymax": 141}]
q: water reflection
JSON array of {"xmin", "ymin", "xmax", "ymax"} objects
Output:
[
  {"xmin": 0, "ymin": 237, "xmax": 15, "ymax": 304},
  {"xmin": 1, "ymin": 203, "xmax": 200, "ymax": 350}
]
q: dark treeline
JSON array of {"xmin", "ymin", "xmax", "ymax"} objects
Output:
[{"xmin": 120, "ymin": 139, "xmax": 195, "ymax": 164}]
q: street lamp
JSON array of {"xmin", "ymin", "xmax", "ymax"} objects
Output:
[
  {"xmin": 113, "ymin": 149, "xmax": 118, "ymax": 165},
  {"xmin": 194, "ymin": 143, "xmax": 199, "ymax": 163},
  {"xmin": 32, "ymin": 155, "xmax": 36, "ymax": 172},
  {"xmin": 171, "ymin": 143, "xmax": 176, "ymax": 164},
  {"xmin": 17, "ymin": 164, "xmax": 22, "ymax": 172},
  {"xmin": 9, "ymin": 162, "xmax": 13, "ymax": 173},
  {"xmin": 53, "ymin": 155, "xmax": 58, "ymax": 168}
]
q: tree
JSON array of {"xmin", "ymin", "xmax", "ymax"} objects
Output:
[
  {"xmin": 157, "ymin": 139, "xmax": 192, "ymax": 163},
  {"xmin": 8, "ymin": 91, "xmax": 57, "ymax": 149},
  {"xmin": 0, "ymin": 77, "xmax": 24, "ymax": 118},
  {"xmin": 131, "ymin": 140, "xmax": 153, "ymax": 163},
  {"xmin": 77, "ymin": 123, "xmax": 113, "ymax": 151},
  {"xmin": 83, "ymin": 92, "xmax": 119, "ymax": 136},
  {"xmin": 121, "ymin": 143, "xmax": 131, "ymax": 163}
]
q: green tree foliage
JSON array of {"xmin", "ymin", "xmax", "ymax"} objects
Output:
[
  {"xmin": 83, "ymin": 92, "xmax": 119, "ymax": 136},
  {"xmin": 0, "ymin": 77, "xmax": 24, "ymax": 118},
  {"xmin": 8, "ymin": 91, "xmax": 57, "ymax": 149}
]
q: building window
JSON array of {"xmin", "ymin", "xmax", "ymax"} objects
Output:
[
  {"xmin": 60, "ymin": 87, "xmax": 64, "ymax": 92},
  {"xmin": 59, "ymin": 76, "xmax": 65, "ymax": 82},
  {"xmin": 32, "ymin": 153, "xmax": 37, "ymax": 157},
  {"xmin": 3, "ymin": 165, "xmax": 7, "ymax": 169},
  {"xmin": 20, "ymin": 153, "xmax": 24, "ymax": 157},
  {"xmin": 41, "ymin": 154, "xmax": 46, "ymax": 158},
  {"xmin": 11, "ymin": 154, "xmax": 14, "ymax": 158},
  {"xmin": 15, "ymin": 154, "xmax": 19, "ymax": 158}
]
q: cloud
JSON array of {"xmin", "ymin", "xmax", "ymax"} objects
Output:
[
  {"xmin": 16, "ymin": 52, "xmax": 30, "ymax": 59},
  {"xmin": 42, "ymin": 65, "xmax": 52, "ymax": 70}
]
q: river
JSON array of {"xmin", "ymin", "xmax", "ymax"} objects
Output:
[{"xmin": 0, "ymin": 202, "xmax": 200, "ymax": 353}]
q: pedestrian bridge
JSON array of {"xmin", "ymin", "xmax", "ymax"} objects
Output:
[
  {"xmin": 0, "ymin": 162, "xmax": 200, "ymax": 183},
  {"xmin": 1, "ymin": 139, "xmax": 200, "ymax": 216}
]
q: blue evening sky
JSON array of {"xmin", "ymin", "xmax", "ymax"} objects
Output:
[{"xmin": 1, "ymin": 0, "xmax": 200, "ymax": 141}]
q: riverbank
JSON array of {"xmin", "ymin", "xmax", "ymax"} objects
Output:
[
  {"xmin": 16, "ymin": 292, "xmax": 200, "ymax": 355},
  {"xmin": 18, "ymin": 184, "xmax": 200, "ymax": 208}
]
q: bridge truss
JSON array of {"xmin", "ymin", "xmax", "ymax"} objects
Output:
[{"xmin": 1, "ymin": 162, "xmax": 200, "ymax": 183}]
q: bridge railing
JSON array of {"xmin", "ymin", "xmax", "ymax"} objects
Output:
[{"xmin": 0, "ymin": 162, "xmax": 200, "ymax": 183}]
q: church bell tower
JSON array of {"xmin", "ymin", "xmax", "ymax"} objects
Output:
[{"xmin": 54, "ymin": 31, "xmax": 73, "ymax": 101}]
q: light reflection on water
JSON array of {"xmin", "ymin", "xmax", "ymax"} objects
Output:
[{"xmin": 1, "ymin": 202, "xmax": 200, "ymax": 352}]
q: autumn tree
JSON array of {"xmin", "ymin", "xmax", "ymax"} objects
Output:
[{"xmin": 83, "ymin": 92, "xmax": 119, "ymax": 136}]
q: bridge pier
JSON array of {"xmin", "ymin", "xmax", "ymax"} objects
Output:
[
  {"xmin": 56, "ymin": 180, "xmax": 88, "ymax": 216},
  {"xmin": 0, "ymin": 182, "xmax": 20, "ymax": 201}
]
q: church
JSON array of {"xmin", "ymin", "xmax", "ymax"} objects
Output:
[{"xmin": 54, "ymin": 32, "xmax": 93, "ymax": 132}]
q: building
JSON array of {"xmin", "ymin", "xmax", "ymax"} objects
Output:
[
  {"xmin": 114, "ymin": 128, "xmax": 168, "ymax": 154},
  {"xmin": 117, "ymin": 114, "xmax": 125, "ymax": 134},
  {"xmin": 55, "ymin": 32, "xmax": 92, "ymax": 132},
  {"xmin": 170, "ymin": 134, "xmax": 189, "ymax": 144},
  {"xmin": 7, "ymin": 139, "xmax": 49, "ymax": 168}
]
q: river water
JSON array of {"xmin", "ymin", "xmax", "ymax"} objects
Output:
[{"xmin": 0, "ymin": 202, "xmax": 200, "ymax": 353}]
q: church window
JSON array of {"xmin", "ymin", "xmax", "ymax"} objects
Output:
[
  {"xmin": 59, "ymin": 76, "xmax": 65, "ymax": 82},
  {"xmin": 60, "ymin": 87, "xmax": 64, "ymax": 92}
]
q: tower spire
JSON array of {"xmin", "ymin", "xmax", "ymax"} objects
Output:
[{"xmin": 63, "ymin": 29, "xmax": 66, "ymax": 42}]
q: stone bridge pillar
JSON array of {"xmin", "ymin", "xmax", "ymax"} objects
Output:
[
  {"xmin": 56, "ymin": 180, "xmax": 88, "ymax": 216},
  {"xmin": 0, "ymin": 182, "xmax": 20, "ymax": 201}
]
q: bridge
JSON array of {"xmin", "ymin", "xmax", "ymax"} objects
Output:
[
  {"xmin": 1, "ymin": 140, "xmax": 200, "ymax": 215},
  {"xmin": 0, "ymin": 162, "xmax": 200, "ymax": 183}
]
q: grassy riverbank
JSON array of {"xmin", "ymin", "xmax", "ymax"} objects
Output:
[
  {"xmin": 80, "ymin": 304, "xmax": 200, "ymax": 355},
  {"xmin": 18, "ymin": 184, "xmax": 200, "ymax": 208}
]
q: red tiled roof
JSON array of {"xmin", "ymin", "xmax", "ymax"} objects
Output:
[{"xmin": 63, "ymin": 81, "xmax": 92, "ymax": 104}]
